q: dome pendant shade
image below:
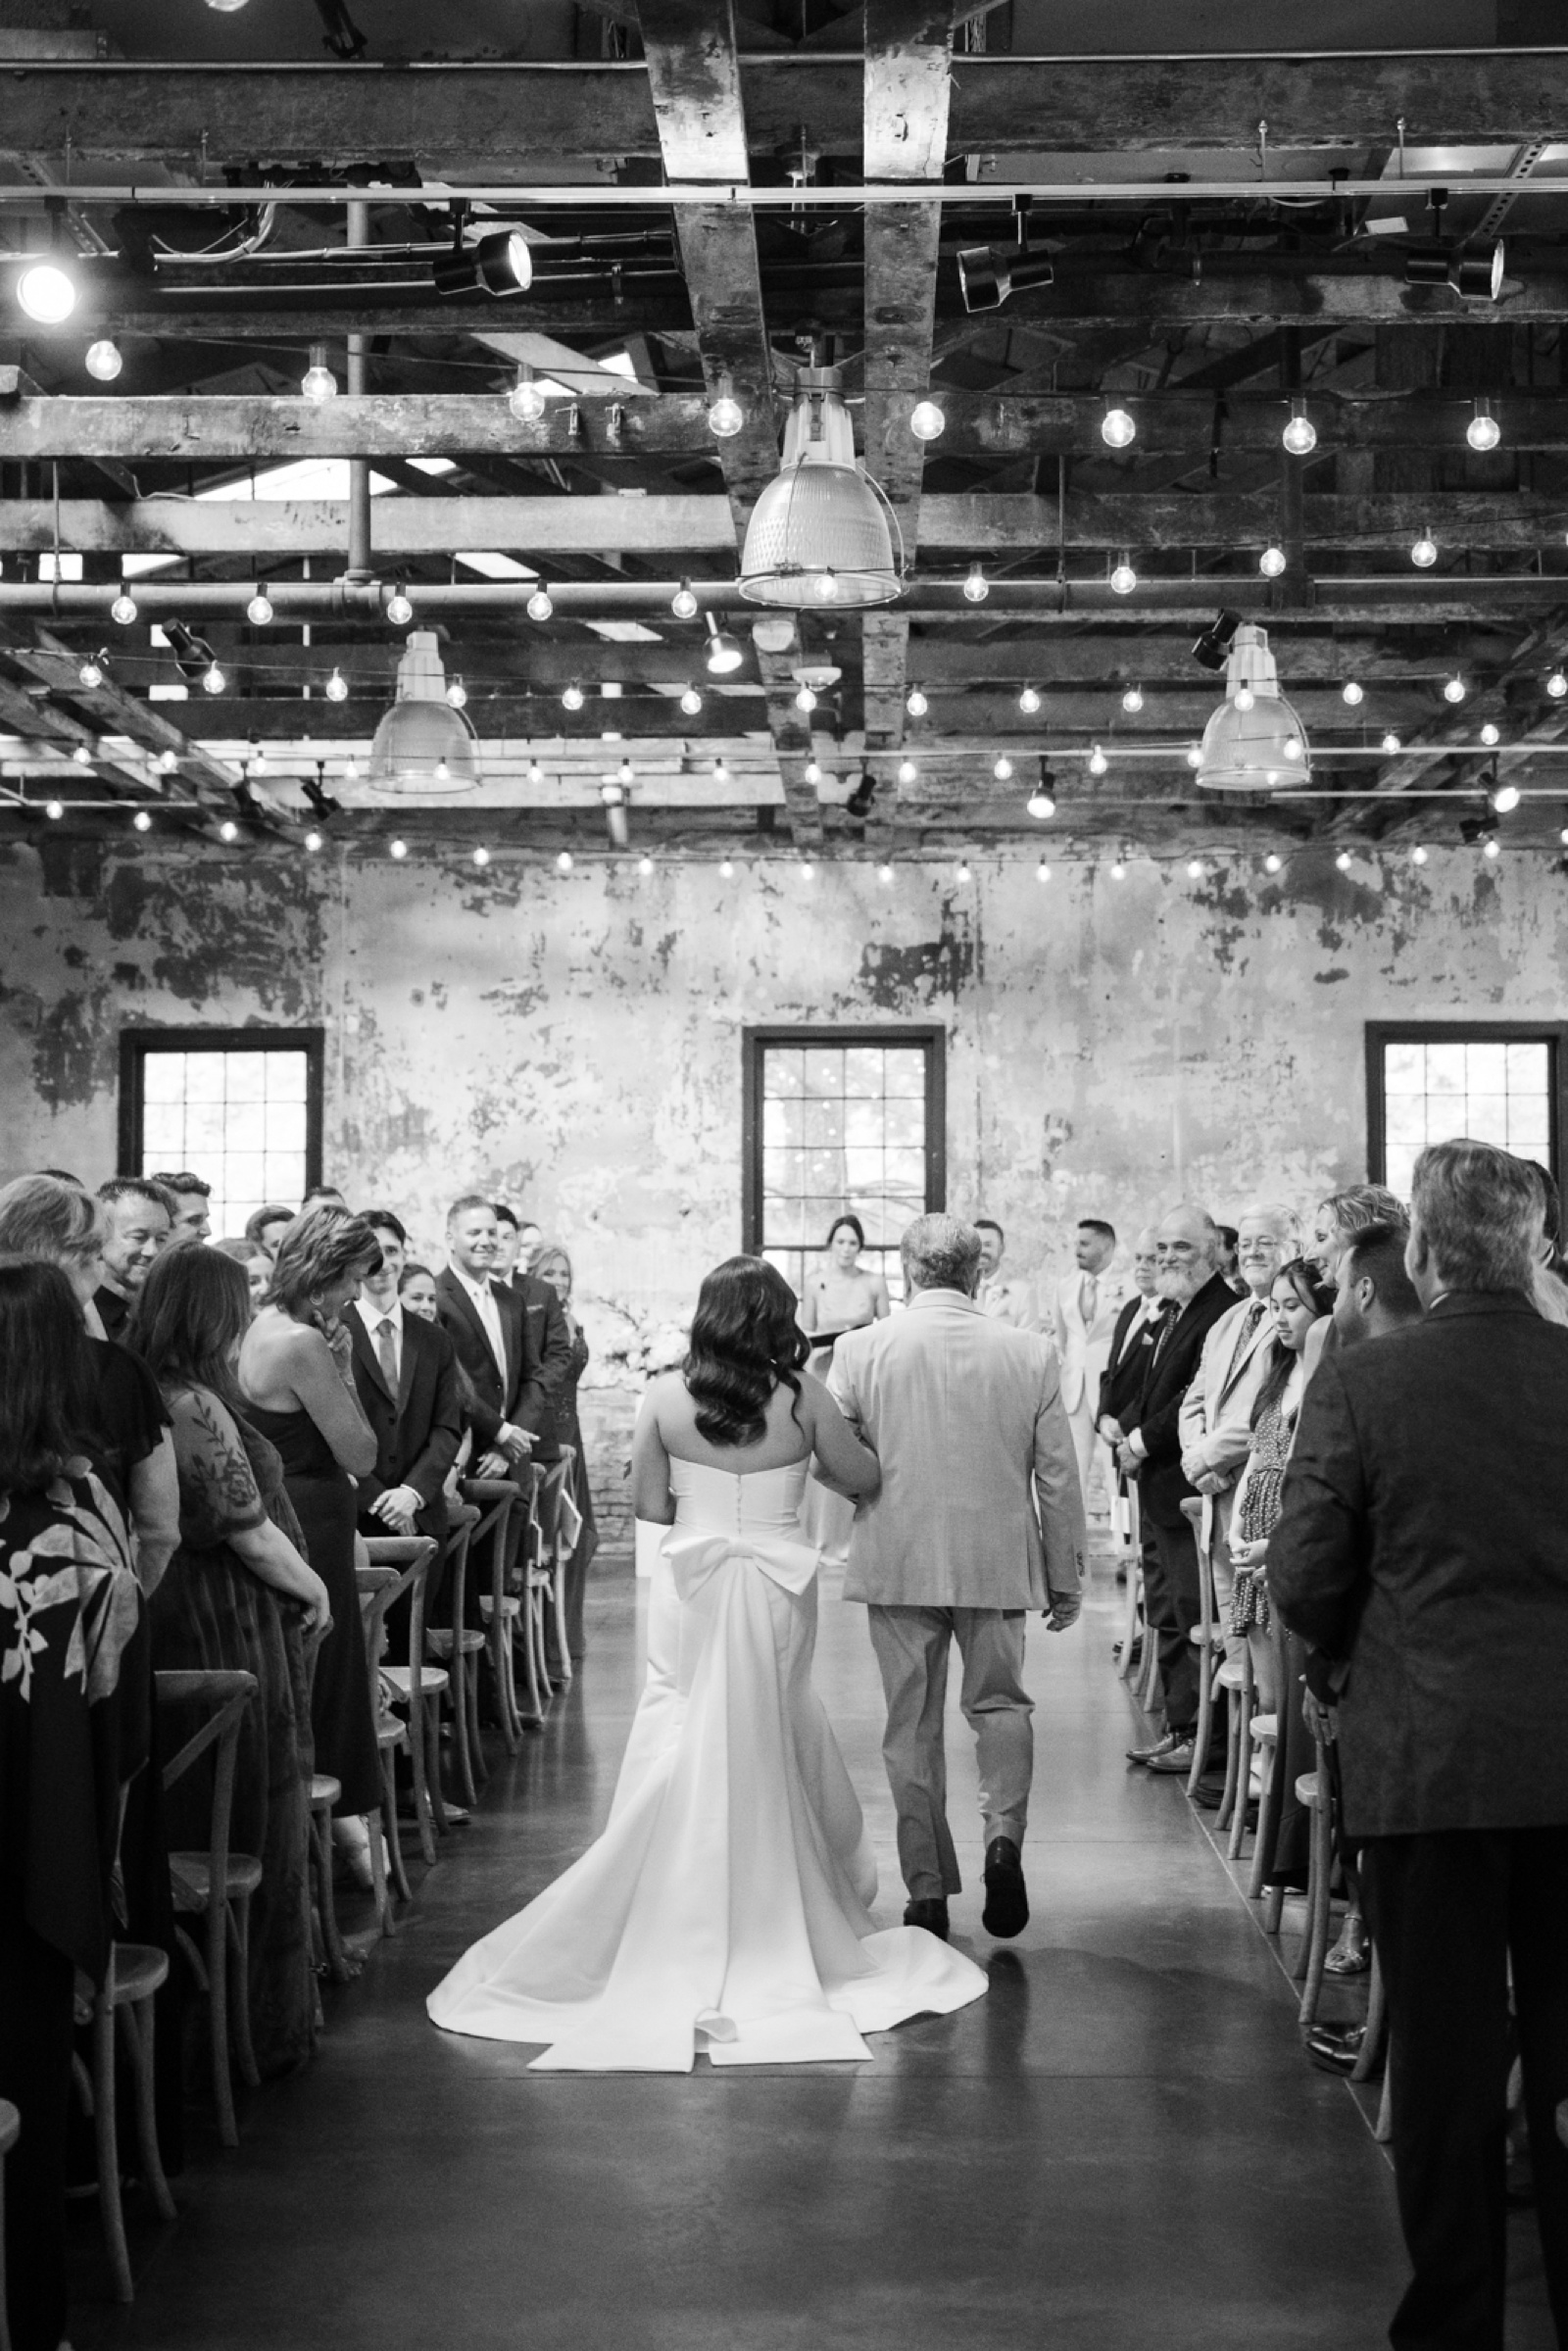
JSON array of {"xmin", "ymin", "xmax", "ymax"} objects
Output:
[
  {"xmin": 368, "ymin": 630, "xmax": 481, "ymax": 795},
  {"xmin": 1196, "ymin": 623, "xmax": 1311, "ymax": 793},
  {"xmin": 739, "ymin": 365, "xmax": 903, "ymax": 609}
]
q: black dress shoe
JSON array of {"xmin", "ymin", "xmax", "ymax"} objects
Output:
[
  {"xmin": 904, "ymin": 1896, "xmax": 950, "ymax": 1940},
  {"xmin": 981, "ymin": 1837, "xmax": 1029, "ymax": 1938}
]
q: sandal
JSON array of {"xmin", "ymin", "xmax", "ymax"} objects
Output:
[{"xmin": 1324, "ymin": 1910, "xmax": 1370, "ymax": 1976}]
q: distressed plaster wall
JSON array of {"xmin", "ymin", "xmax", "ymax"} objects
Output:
[{"xmin": 4, "ymin": 838, "xmax": 1565, "ymax": 1544}]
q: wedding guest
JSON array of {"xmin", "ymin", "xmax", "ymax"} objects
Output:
[
  {"xmin": 1051, "ymin": 1218, "xmax": 1124, "ymax": 1516},
  {"xmin": 301, "ymin": 1184, "xmax": 348, "ymax": 1212},
  {"xmin": 400, "ymin": 1261, "xmax": 439, "ymax": 1321},
  {"xmin": 149, "ymin": 1169, "xmax": 214, "ymax": 1245},
  {"xmin": 95, "ymin": 1175, "xmax": 175, "ymax": 1341},
  {"xmin": 1271, "ymin": 1140, "xmax": 1568, "ymax": 2348},
  {"xmin": 1307, "ymin": 1183, "xmax": 1407, "ymax": 1290},
  {"xmin": 217, "ymin": 1239, "xmax": 273, "ymax": 1304},
  {"xmin": 803, "ymin": 1212, "xmax": 892, "ymax": 1336},
  {"xmin": 239, "ymin": 1207, "xmax": 382, "ymax": 1886},
  {"xmin": 1331, "ymin": 1221, "xmax": 1424, "ymax": 1347},
  {"xmin": 1226, "ymin": 1258, "xmax": 1335, "ymax": 1705},
  {"xmin": 0, "ymin": 1258, "xmax": 143, "ymax": 2351},
  {"xmin": 130, "ymin": 1246, "xmax": 328, "ymax": 2077},
  {"xmin": 1216, "ymin": 1224, "xmax": 1245, "ymax": 1294},
  {"xmin": 437, "ymin": 1196, "xmax": 543, "ymax": 1479},
  {"xmin": 245, "ymin": 1203, "xmax": 295, "ymax": 1263},
  {"xmin": 1118, "ymin": 1206, "xmax": 1238, "ymax": 1777},
  {"xmin": 1178, "ymin": 1204, "xmax": 1297, "ymax": 1612},
  {"xmin": 348, "ymin": 1209, "xmax": 463, "ymax": 1548},
  {"xmin": 1097, "ymin": 1224, "xmax": 1161, "ymax": 1446},
  {"xmin": 494, "ymin": 1201, "xmax": 571, "ymax": 1461},
  {"xmin": 974, "ymin": 1218, "xmax": 1040, "ymax": 1330},
  {"xmin": 532, "ymin": 1242, "xmax": 600, "ymax": 1663},
  {"xmin": 1521, "ymin": 1159, "xmax": 1568, "ymax": 1323}
]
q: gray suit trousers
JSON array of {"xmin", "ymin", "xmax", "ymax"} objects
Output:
[{"xmin": 866, "ymin": 1605, "xmax": 1034, "ymax": 1900}]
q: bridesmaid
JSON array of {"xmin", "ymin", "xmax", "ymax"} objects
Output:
[
  {"xmin": 531, "ymin": 1243, "xmax": 599, "ymax": 1664},
  {"xmin": 239, "ymin": 1207, "xmax": 382, "ymax": 1886},
  {"xmin": 799, "ymin": 1216, "xmax": 890, "ymax": 1569}
]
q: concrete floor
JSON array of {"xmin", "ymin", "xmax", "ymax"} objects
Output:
[{"xmin": 74, "ymin": 1558, "xmax": 1553, "ymax": 2351}]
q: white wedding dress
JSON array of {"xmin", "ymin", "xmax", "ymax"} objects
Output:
[{"xmin": 426, "ymin": 1458, "xmax": 987, "ymax": 2071}]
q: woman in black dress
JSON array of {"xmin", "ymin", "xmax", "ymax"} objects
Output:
[
  {"xmin": 531, "ymin": 1243, "xmax": 599, "ymax": 1664},
  {"xmin": 238, "ymin": 1207, "xmax": 381, "ymax": 1883}
]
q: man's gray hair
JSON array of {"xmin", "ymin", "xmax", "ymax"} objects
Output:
[
  {"xmin": 1411, "ymin": 1139, "xmax": 1543, "ymax": 1295},
  {"xmin": 901, "ymin": 1212, "xmax": 984, "ymax": 1295},
  {"xmin": 1237, "ymin": 1200, "xmax": 1300, "ymax": 1246}
]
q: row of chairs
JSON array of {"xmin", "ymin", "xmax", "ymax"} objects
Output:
[{"xmin": 70, "ymin": 1446, "xmax": 585, "ymax": 2307}]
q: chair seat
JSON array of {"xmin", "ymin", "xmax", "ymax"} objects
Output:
[
  {"xmin": 1295, "ymin": 1771, "xmax": 1323, "ymax": 1808},
  {"xmin": 310, "ymin": 1772, "xmax": 342, "ymax": 1810},
  {"xmin": 380, "ymin": 1664, "xmax": 450, "ymax": 1700},
  {"xmin": 108, "ymin": 1941, "xmax": 172, "ymax": 2006},
  {"xmin": 426, "ymin": 1628, "xmax": 485, "ymax": 1657},
  {"xmin": 1186, "ymin": 1625, "xmax": 1224, "ymax": 1648},
  {"xmin": 1250, "ymin": 1713, "xmax": 1279, "ymax": 1742},
  {"xmin": 170, "ymin": 1851, "xmax": 264, "ymax": 1909},
  {"xmin": 1215, "ymin": 1658, "xmax": 1248, "ymax": 1691},
  {"xmin": 478, "ymin": 1595, "xmax": 521, "ymax": 1620},
  {"xmin": 375, "ymin": 1716, "xmax": 408, "ymax": 1749}
]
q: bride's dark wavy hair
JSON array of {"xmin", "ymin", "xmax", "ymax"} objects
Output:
[{"xmin": 683, "ymin": 1255, "xmax": 810, "ymax": 1447}]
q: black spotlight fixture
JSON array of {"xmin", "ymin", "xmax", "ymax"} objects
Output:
[
  {"xmin": 304, "ymin": 769, "xmax": 342, "ymax": 821},
  {"xmin": 1458, "ymin": 809, "xmax": 1497, "ymax": 847},
  {"xmin": 956, "ymin": 196, "xmax": 1055, "ymax": 314},
  {"xmin": 1191, "ymin": 609, "xmax": 1243, "ymax": 672},
  {"xmin": 1402, "ymin": 185, "xmax": 1504, "ymax": 303},
  {"xmin": 846, "ymin": 767, "xmax": 878, "ymax": 820},
  {"xmin": 232, "ymin": 780, "xmax": 265, "ymax": 823},
  {"xmin": 162, "ymin": 618, "xmax": 219, "ymax": 687},
  {"xmin": 432, "ymin": 215, "xmax": 534, "ymax": 299}
]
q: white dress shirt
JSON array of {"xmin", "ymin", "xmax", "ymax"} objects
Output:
[
  {"xmin": 452, "ymin": 1264, "xmax": 508, "ymax": 1378},
  {"xmin": 352, "ymin": 1294, "xmax": 404, "ymax": 1387}
]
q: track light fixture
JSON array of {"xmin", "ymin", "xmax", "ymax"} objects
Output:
[
  {"xmin": 304, "ymin": 772, "xmax": 341, "ymax": 821},
  {"xmin": 1192, "ymin": 611, "xmax": 1242, "ymax": 673},
  {"xmin": 17, "ymin": 261, "xmax": 76, "ymax": 324},
  {"xmin": 1027, "ymin": 763, "xmax": 1056, "ymax": 820},
  {"xmin": 1404, "ymin": 238, "xmax": 1505, "ymax": 302},
  {"xmin": 1494, "ymin": 779, "xmax": 1522, "ymax": 813},
  {"xmin": 600, "ymin": 778, "xmax": 630, "ymax": 849},
  {"xmin": 704, "ymin": 614, "xmax": 744, "ymax": 674},
  {"xmin": 956, "ymin": 197, "xmax": 1054, "ymax": 313},
  {"xmin": 432, "ymin": 226, "xmax": 533, "ymax": 299},
  {"xmin": 846, "ymin": 769, "xmax": 877, "ymax": 820}
]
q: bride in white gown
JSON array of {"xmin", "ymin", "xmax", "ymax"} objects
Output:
[{"xmin": 427, "ymin": 1255, "xmax": 987, "ymax": 2072}]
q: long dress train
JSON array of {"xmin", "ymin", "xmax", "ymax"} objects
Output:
[{"xmin": 427, "ymin": 1459, "xmax": 987, "ymax": 2071}]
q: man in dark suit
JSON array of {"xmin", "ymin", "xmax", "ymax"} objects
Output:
[
  {"xmin": 1271, "ymin": 1140, "xmax": 1568, "ymax": 2351},
  {"xmin": 435, "ymin": 1194, "xmax": 548, "ymax": 1476},
  {"xmin": 1096, "ymin": 1223, "xmax": 1161, "ymax": 1443},
  {"xmin": 349, "ymin": 1209, "xmax": 463, "ymax": 1545},
  {"xmin": 1114, "ymin": 1204, "xmax": 1237, "ymax": 1776},
  {"xmin": 493, "ymin": 1201, "xmax": 572, "ymax": 1463}
]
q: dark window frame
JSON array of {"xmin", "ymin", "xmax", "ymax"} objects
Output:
[
  {"xmin": 1364, "ymin": 1019, "xmax": 1568, "ymax": 1188},
  {"xmin": 118, "ymin": 1023, "xmax": 325, "ymax": 1192},
  {"xmin": 741, "ymin": 1023, "xmax": 947, "ymax": 1258}
]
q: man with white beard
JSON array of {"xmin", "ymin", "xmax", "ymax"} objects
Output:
[{"xmin": 1116, "ymin": 1205, "xmax": 1238, "ymax": 1776}]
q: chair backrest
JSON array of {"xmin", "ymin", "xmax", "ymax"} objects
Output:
[
  {"xmin": 458, "ymin": 1475, "xmax": 516, "ymax": 1606},
  {"xmin": 359, "ymin": 1536, "xmax": 438, "ymax": 1711},
  {"xmin": 535, "ymin": 1457, "xmax": 571, "ymax": 1550},
  {"xmin": 441, "ymin": 1502, "xmax": 480, "ymax": 1639},
  {"xmin": 156, "ymin": 1668, "xmax": 259, "ymax": 1896}
]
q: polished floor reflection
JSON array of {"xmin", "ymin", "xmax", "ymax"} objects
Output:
[{"xmin": 78, "ymin": 1558, "xmax": 1526, "ymax": 2351}]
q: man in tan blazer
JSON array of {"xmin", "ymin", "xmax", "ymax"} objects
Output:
[
  {"xmin": 828, "ymin": 1213, "xmax": 1086, "ymax": 1945},
  {"xmin": 1052, "ymin": 1217, "xmax": 1127, "ymax": 1517}
]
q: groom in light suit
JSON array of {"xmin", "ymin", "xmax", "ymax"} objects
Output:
[
  {"xmin": 828, "ymin": 1214, "xmax": 1087, "ymax": 1944},
  {"xmin": 1051, "ymin": 1217, "xmax": 1126, "ymax": 1519}
]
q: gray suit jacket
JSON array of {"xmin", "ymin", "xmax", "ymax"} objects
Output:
[{"xmin": 828, "ymin": 1288, "xmax": 1087, "ymax": 1610}]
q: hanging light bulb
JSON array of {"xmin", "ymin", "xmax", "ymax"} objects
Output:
[
  {"xmin": 17, "ymin": 263, "xmax": 76, "ymax": 324},
  {"xmin": 71, "ymin": 742, "xmax": 91, "ymax": 765},
  {"xmin": 679, "ymin": 683, "xmax": 703, "ymax": 716},
  {"xmin": 1186, "ymin": 743, "xmax": 1202, "ymax": 768},
  {"xmin": 617, "ymin": 756, "xmax": 634, "ymax": 785},
  {"xmin": 794, "ymin": 683, "xmax": 817, "ymax": 712},
  {"xmin": 963, "ymin": 561, "xmax": 989, "ymax": 604},
  {"xmin": 202, "ymin": 660, "xmax": 225, "ymax": 694},
  {"xmin": 77, "ymin": 654, "xmax": 104, "ymax": 689},
  {"xmin": 1121, "ymin": 684, "xmax": 1144, "ymax": 713},
  {"xmin": 111, "ymin": 589, "xmax": 138, "ymax": 625},
  {"xmin": 1493, "ymin": 779, "xmax": 1521, "ymax": 813},
  {"xmin": 1548, "ymin": 668, "xmax": 1568, "ymax": 700},
  {"xmin": 1443, "ymin": 674, "xmax": 1466, "ymax": 703},
  {"xmin": 247, "ymin": 738, "xmax": 267, "ymax": 774},
  {"xmin": 898, "ymin": 758, "xmax": 917, "ymax": 784},
  {"xmin": 246, "ymin": 585, "xmax": 273, "ymax": 626},
  {"xmin": 804, "ymin": 759, "xmax": 821, "ymax": 785},
  {"xmin": 638, "ymin": 853, "xmax": 654, "ymax": 875},
  {"xmin": 1036, "ymin": 859, "xmax": 1052, "ymax": 883},
  {"xmin": 1235, "ymin": 685, "xmax": 1255, "ymax": 712},
  {"xmin": 1381, "ymin": 729, "xmax": 1402, "ymax": 753},
  {"xmin": 1109, "ymin": 857, "xmax": 1126, "ymax": 878},
  {"xmin": 1264, "ymin": 852, "xmax": 1283, "ymax": 874},
  {"xmin": 1027, "ymin": 786, "xmax": 1055, "ymax": 820},
  {"xmin": 133, "ymin": 808, "xmax": 152, "ymax": 832},
  {"xmin": 385, "ymin": 586, "xmax": 414, "ymax": 626},
  {"xmin": 707, "ymin": 372, "xmax": 744, "ymax": 440},
  {"xmin": 1411, "ymin": 845, "xmax": 1429, "ymax": 864},
  {"xmin": 1484, "ymin": 837, "xmax": 1501, "ymax": 859},
  {"xmin": 1480, "ymin": 721, "xmax": 1500, "ymax": 746},
  {"xmin": 158, "ymin": 748, "xmax": 177, "ymax": 773},
  {"xmin": 472, "ymin": 846, "xmax": 491, "ymax": 867},
  {"xmin": 670, "ymin": 578, "xmax": 699, "ymax": 620},
  {"xmin": 446, "ymin": 676, "xmax": 467, "ymax": 710},
  {"xmin": 300, "ymin": 343, "xmax": 337, "ymax": 402},
  {"xmin": 1012, "ymin": 685, "xmax": 1040, "ymax": 715},
  {"xmin": 1410, "ymin": 527, "xmax": 1438, "ymax": 568},
  {"xmin": 43, "ymin": 797, "xmax": 64, "ymax": 820},
  {"xmin": 993, "ymin": 754, "xmax": 1013, "ymax": 780},
  {"xmin": 389, "ymin": 837, "xmax": 408, "ymax": 859},
  {"xmin": 1335, "ymin": 849, "xmax": 1352, "ymax": 872},
  {"xmin": 877, "ymin": 861, "xmax": 895, "ymax": 883},
  {"xmin": 1342, "ymin": 679, "xmax": 1364, "ymax": 707},
  {"xmin": 84, "ymin": 337, "xmax": 122, "ymax": 382},
  {"xmin": 1088, "ymin": 743, "xmax": 1108, "ymax": 776},
  {"xmin": 508, "ymin": 367, "xmax": 547, "ymax": 423},
  {"xmin": 304, "ymin": 827, "xmax": 323, "ymax": 853},
  {"xmin": 955, "ymin": 861, "xmax": 971, "ymax": 882},
  {"xmin": 343, "ymin": 756, "xmax": 359, "ymax": 782},
  {"xmin": 526, "ymin": 584, "xmax": 554, "ymax": 622},
  {"xmin": 1466, "ymin": 398, "xmax": 1501, "ymax": 454},
  {"xmin": 909, "ymin": 399, "xmax": 945, "ymax": 442},
  {"xmin": 527, "ymin": 758, "xmax": 544, "ymax": 784},
  {"xmin": 719, "ymin": 857, "xmax": 736, "ymax": 878},
  {"xmin": 556, "ymin": 850, "xmax": 574, "ymax": 873},
  {"xmin": 1186, "ymin": 857, "xmax": 1204, "ymax": 879},
  {"xmin": 1101, "ymin": 402, "xmax": 1136, "ymax": 449},
  {"xmin": 906, "ymin": 686, "xmax": 928, "ymax": 717},
  {"xmin": 1259, "ymin": 542, "xmax": 1288, "ymax": 578},
  {"xmin": 562, "ymin": 681, "xmax": 584, "ymax": 710},
  {"xmin": 712, "ymin": 755, "xmax": 729, "ymax": 781},
  {"xmin": 325, "ymin": 666, "xmax": 349, "ymax": 703},
  {"xmin": 798, "ymin": 858, "xmax": 813, "ymax": 879},
  {"xmin": 434, "ymin": 759, "xmax": 450, "ymax": 785},
  {"xmin": 1109, "ymin": 555, "xmax": 1137, "ymax": 596},
  {"xmin": 1282, "ymin": 398, "xmax": 1317, "ymax": 457}
]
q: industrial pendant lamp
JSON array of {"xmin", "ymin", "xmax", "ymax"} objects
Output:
[
  {"xmin": 1195, "ymin": 622, "xmax": 1312, "ymax": 793},
  {"xmin": 368, "ymin": 631, "xmax": 480, "ymax": 794},
  {"xmin": 739, "ymin": 362, "xmax": 903, "ymax": 609}
]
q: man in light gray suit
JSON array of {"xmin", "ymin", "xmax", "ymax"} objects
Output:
[{"xmin": 828, "ymin": 1213, "xmax": 1087, "ymax": 1944}]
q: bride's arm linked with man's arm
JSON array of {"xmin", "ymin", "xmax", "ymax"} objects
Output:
[{"xmin": 802, "ymin": 1372, "xmax": 880, "ymax": 1501}]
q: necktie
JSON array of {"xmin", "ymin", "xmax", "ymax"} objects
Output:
[
  {"xmin": 1083, "ymin": 1274, "xmax": 1098, "ymax": 1327},
  {"xmin": 376, "ymin": 1315, "xmax": 398, "ymax": 1391},
  {"xmin": 1223, "ymin": 1298, "xmax": 1267, "ymax": 1391}
]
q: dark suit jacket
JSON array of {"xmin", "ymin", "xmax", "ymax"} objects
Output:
[
  {"xmin": 1098, "ymin": 1294, "xmax": 1157, "ymax": 1433},
  {"xmin": 348, "ymin": 1303, "xmax": 463, "ymax": 1542},
  {"xmin": 435, "ymin": 1265, "xmax": 546, "ymax": 1450},
  {"xmin": 1129, "ymin": 1272, "xmax": 1238, "ymax": 1528},
  {"xmin": 1269, "ymin": 1290, "xmax": 1568, "ymax": 1840},
  {"xmin": 505, "ymin": 1270, "xmax": 572, "ymax": 1457},
  {"xmin": 95, "ymin": 1283, "xmax": 131, "ymax": 1344}
]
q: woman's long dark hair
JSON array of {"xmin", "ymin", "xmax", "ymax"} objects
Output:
[
  {"xmin": 0, "ymin": 1254, "xmax": 98, "ymax": 1494},
  {"xmin": 683, "ymin": 1256, "xmax": 810, "ymax": 1447},
  {"xmin": 1251, "ymin": 1256, "xmax": 1335, "ymax": 1425},
  {"xmin": 129, "ymin": 1243, "xmax": 252, "ymax": 1412}
]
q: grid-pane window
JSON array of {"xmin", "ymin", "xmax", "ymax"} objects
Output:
[
  {"xmin": 1371, "ymin": 1028, "xmax": 1558, "ymax": 1198},
  {"xmin": 123, "ymin": 1029, "xmax": 321, "ymax": 1239},
  {"xmin": 747, "ymin": 1030, "xmax": 943, "ymax": 1306}
]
